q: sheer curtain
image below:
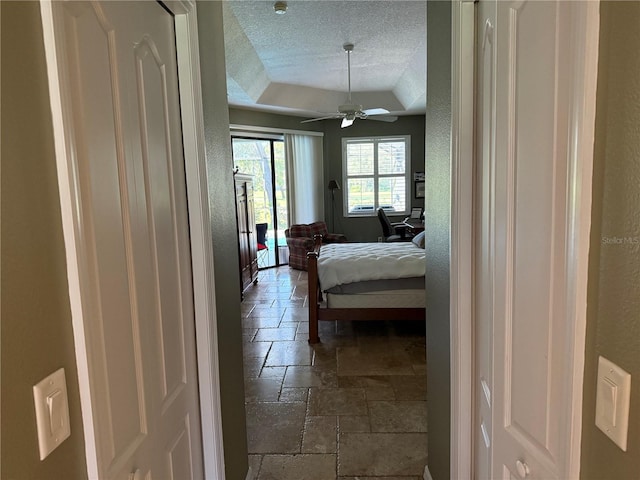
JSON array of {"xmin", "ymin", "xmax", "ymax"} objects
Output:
[{"xmin": 284, "ymin": 134, "xmax": 324, "ymax": 225}]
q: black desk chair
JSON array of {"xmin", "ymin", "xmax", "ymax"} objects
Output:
[{"xmin": 377, "ymin": 208, "xmax": 414, "ymax": 242}]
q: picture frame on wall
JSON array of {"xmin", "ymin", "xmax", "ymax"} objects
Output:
[{"xmin": 415, "ymin": 180, "xmax": 425, "ymax": 199}]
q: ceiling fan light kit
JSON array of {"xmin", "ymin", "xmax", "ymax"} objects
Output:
[
  {"xmin": 301, "ymin": 43, "xmax": 398, "ymax": 128},
  {"xmin": 341, "ymin": 117, "xmax": 354, "ymax": 128}
]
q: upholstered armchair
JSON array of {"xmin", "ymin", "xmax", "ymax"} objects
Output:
[{"xmin": 285, "ymin": 221, "xmax": 347, "ymax": 270}]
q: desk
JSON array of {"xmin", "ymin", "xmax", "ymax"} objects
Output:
[{"xmin": 402, "ymin": 220, "xmax": 425, "ymax": 233}]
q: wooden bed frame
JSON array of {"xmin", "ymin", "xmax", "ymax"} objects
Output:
[{"xmin": 306, "ymin": 236, "xmax": 425, "ymax": 344}]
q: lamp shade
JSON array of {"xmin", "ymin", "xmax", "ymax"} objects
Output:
[{"xmin": 327, "ymin": 179, "xmax": 341, "ymax": 190}]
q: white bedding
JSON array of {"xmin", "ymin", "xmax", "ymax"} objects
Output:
[{"xmin": 317, "ymin": 242, "xmax": 426, "ymax": 291}]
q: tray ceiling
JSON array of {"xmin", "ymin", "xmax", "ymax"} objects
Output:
[{"xmin": 223, "ymin": 1, "xmax": 427, "ymax": 118}]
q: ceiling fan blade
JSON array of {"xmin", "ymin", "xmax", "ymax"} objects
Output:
[
  {"xmin": 367, "ymin": 115, "xmax": 398, "ymax": 123},
  {"xmin": 362, "ymin": 107, "xmax": 390, "ymax": 116},
  {"xmin": 341, "ymin": 117, "xmax": 354, "ymax": 128},
  {"xmin": 301, "ymin": 115, "xmax": 340, "ymax": 124}
]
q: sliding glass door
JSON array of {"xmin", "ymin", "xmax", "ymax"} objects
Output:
[{"xmin": 232, "ymin": 137, "xmax": 289, "ymax": 268}]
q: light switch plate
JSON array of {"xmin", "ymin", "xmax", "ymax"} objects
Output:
[
  {"xmin": 33, "ymin": 368, "xmax": 71, "ymax": 460},
  {"xmin": 595, "ymin": 356, "xmax": 631, "ymax": 451}
]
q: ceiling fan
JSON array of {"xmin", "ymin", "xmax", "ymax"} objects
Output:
[{"xmin": 301, "ymin": 43, "xmax": 398, "ymax": 128}]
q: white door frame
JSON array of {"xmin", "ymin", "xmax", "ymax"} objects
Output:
[
  {"xmin": 40, "ymin": 1, "xmax": 225, "ymax": 478},
  {"xmin": 450, "ymin": 1, "xmax": 475, "ymax": 478},
  {"xmin": 557, "ymin": 4, "xmax": 600, "ymax": 474},
  {"xmin": 450, "ymin": 0, "xmax": 600, "ymax": 477}
]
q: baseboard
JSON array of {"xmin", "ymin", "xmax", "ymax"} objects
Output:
[
  {"xmin": 423, "ymin": 464, "xmax": 433, "ymax": 480},
  {"xmin": 245, "ymin": 466, "xmax": 253, "ymax": 480}
]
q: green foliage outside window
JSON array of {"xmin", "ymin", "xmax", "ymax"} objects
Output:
[{"xmin": 232, "ymin": 138, "xmax": 288, "ymax": 233}]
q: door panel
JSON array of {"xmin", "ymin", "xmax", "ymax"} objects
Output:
[
  {"xmin": 475, "ymin": 1, "xmax": 496, "ymax": 476},
  {"xmin": 134, "ymin": 36, "xmax": 189, "ymax": 407},
  {"xmin": 493, "ymin": 2, "xmax": 570, "ymax": 476},
  {"xmin": 57, "ymin": 1, "xmax": 203, "ymax": 478},
  {"xmin": 62, "ymin": 2, "xmax": 148, "ymax": 466},
  {"xmin": 167, "ymin": 417, "xmax": 194, "ymax": 480},
  {"xmin": 506, "ymin": 0, "xmax": 564, "ymax": 447},
  {"xmin": 476, "ymin": 1, "xmax": 592, "ymax": 478},
  {"xmin": 246, "ymin": 181, "xmax": 259, "ymax": 278}
]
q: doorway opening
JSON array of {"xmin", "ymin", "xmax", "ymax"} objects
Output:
[{"xmin": 232, "ymin": 136, "xmax": 290, "ymax": 269}]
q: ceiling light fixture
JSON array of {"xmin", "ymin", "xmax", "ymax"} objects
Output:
[{"xmin": 273, "ymin": 1, "xmax": 287, "ymax": 15}]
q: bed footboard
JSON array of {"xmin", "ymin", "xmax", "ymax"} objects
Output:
[
  {"xmin": 307, "ymin": 236, "xmax": 426, "ymax": 344},
  {"xmin": 306, "ymin": 236, "xmax": 323, "ymax": 344}
]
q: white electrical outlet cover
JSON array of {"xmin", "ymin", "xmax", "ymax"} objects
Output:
[{"xmin": 33, "ymin": 368, "xmax": 71, "ymax": 460}]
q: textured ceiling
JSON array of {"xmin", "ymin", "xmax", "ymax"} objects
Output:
[{"xmin": 223, "ymin": 1, "xmax": 427, "ymax": 118}]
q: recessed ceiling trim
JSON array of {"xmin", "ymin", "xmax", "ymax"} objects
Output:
[
  {"xmin": 223, "ymin": 1, "xmax": 427, "ymax": 116},
  {"xmin": 230, "ymin": 124, "xmax": 324, "ymax": 137}
]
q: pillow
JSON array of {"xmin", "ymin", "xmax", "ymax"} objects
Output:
[{"xmin": 411, "ymin": 231, "xmax": 426, "ymax": 248}]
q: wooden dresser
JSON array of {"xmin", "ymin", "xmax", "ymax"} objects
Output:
[{"xmin": 234, "ymin": 173, "xmax": 258, "ymax": 296}]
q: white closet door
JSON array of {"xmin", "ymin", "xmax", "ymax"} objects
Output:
[
  {"xmin": 52, "ymin": 1, "xmax": 203, "ymax": 478},
  {"xmin": 475, "ymin": 1, "xmax": 597, "ymax": 478}
]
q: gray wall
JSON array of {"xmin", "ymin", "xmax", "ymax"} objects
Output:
[
  {"xmin": 230, "ymin": 107, "xmax": 323, "ymax": 133},
  {"xmin": 323, "ymin": 115, "xmax": 426, "ymax": 242},
  {"xmin": 198, "ymin": 4, "xmax": 249, "ymax": 479},
  {"xmin": 424, "ymin": 1, "xmax": 452, "ymax": 479},
  {"xmin": 229, "ymin": 107, "xmax": 426, "ymax": 243},
  {"xmin": 580, "ymin": 2, "xmax": 640, "ymax": 477},
  {"xmin": 1, "ymin": 2, "xmax": 88, "ymax": 478}
]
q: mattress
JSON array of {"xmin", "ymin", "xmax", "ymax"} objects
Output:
[
  {"xmin": 325, "ymin": 289, "xmax": 426, "ymax": 309},
  {"xmin": 325, "ymin": 276, "xmax": 425, "ymax": 294},
  {"xmin": 318, "ymin": 242, "xmax": 426, "ymax": 291}
]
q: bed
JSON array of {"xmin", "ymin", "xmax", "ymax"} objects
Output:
[{"xmin": 306, "ymin": 235, "xmax": 426, "ymax": 344}]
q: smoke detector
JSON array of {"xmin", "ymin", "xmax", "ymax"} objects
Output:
[{"xmin": 273, "ymin": 1, "xmax": 287, "ymax": 15}]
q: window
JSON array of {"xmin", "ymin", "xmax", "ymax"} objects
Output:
[{"xmin": 342, "ymin": 136, "xmax": 411, "ymax": 216}]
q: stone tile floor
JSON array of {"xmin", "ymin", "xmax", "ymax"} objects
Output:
[{"xmin": 242, "ymin": 267, "xmax": 428, "ymax": 480}]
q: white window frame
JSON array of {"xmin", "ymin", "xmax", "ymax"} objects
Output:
[{"xmin": 341, "ymin": 135, "xmax": 411, "ymax": 217}]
